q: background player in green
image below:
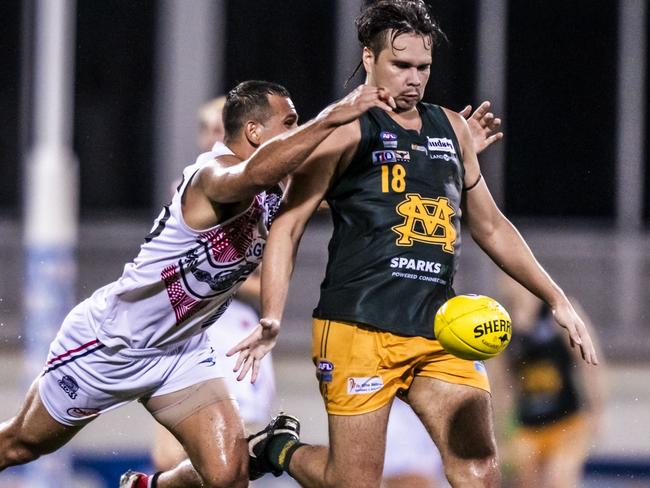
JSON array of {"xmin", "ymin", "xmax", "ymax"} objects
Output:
[
  {"xmin": 490, "ymin": 273, "xmax": 606, "ymax": 488},
  {"xmin": 231, "ymin": 1, "xmax": 599, "ymax": 487}
]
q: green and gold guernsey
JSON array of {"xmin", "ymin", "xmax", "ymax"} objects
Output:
[{"xmin": 313, "ymin": 103, "xmax": 464, "ymax": 339}]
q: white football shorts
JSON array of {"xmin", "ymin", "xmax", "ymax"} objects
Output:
[{"xmin": 38, "ymin": 299, "xmax": 224, "ymax": 426}]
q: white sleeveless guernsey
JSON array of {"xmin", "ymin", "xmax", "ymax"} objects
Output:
[{"xmin": 87, "ymin": 142, "xmax": 283, "ymax": 351}]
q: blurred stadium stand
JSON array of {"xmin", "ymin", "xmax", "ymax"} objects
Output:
[{"xmin": 2, "ymin": 216, "xmax": 649, "ymax": 360}]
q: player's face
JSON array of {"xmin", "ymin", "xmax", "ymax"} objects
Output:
[
  {"xmin": 257, "ymin": 95, "xmax": 299, "ymax": 143},
  {"xmin": 365, "ymin": 32, "xmax": 432, "ymax": 112}
]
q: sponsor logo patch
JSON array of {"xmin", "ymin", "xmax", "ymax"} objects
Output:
[
  {"xmin": 429, "ymin": 153, "xmax": 458, "ymax": 163},
  {"xmin": 67, "ymin": 407, "xmax": 101, "ymax": 419},
  {"xmin": 372, "ymin": 150, "xmax": 397, "ymax": 165},
  {"xmin": 58, "ymin": 375, "xmax": 80, "ymax": 399},
  {"xmin": 347, "ymin": 376, "xmax": 384, "ymax": 395},
  {"xmin": 411, "ymin": 143, "xmax": 427, "ymax": 153},
  {"xmin": 395, "ymin": 150, "xmax": 411, "ymax": 163},
  {"xmin": 317, "ymin": 359, "xmax": 334, "ymax": 383},
  {"xmin": 426, "ymin": 137, "xmax": 456, "ymax": 154},
  {"xmin": 390, "ymin": 256, "xmax": 443, "ymax": 274},
  {"xmin": 380, "ymin": 131, "xmax": 398, "ymax": 148}
]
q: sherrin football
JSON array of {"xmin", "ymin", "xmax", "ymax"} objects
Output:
[{"xmin": 434, "ymin": 294, "xmax": 512, "ymax": 360}]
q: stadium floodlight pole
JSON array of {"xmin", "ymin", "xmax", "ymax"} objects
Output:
[
  {"xmin": 153, "ymin": 0, "xmax": 223, "ymax": 209},
  {"xmin": 22, "ymin": 0, "xmax": 78, "ymax": 485},
  {"xmin": 616, "ymin": 0, "xmax": 646, "ymax": 231},
  {"xmin": 334, "ymin": 0, "xmax": 363, "ymax": 99},
  {"xmin": 474, "ymin": 0, "xmax": 508, "ymax": 294},
  {"xmin": 476, "ymin": 0, "xmax": 507, "ymax": 209},
  {"xmin": 615, "ymin": 0, "xmax": 646, "ymax": 353}
]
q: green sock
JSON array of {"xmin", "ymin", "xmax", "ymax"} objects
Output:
[{"xmin": 267, "ymin": 434, "xmax": 305, "ymax": 472}]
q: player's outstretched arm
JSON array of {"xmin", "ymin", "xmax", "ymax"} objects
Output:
[
  {"xmin": 446, "ymin": 110, "xmax": 598, "ymax": 365},
  {"xmin": 227, "ymin": 122, "xmax": 356, "ymax": 382},
  {"xmin": 198, "ymin": 86, "xmax": 395, "ymax": 204}
]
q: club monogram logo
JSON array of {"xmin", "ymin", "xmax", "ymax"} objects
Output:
[{"xmin": 391, "ymin": 193, "xmax": 456, "ymax": 252}]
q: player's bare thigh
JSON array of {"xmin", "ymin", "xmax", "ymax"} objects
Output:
[
  {"xmin": 406, "ymin": 376, "xmax": 498, "ymax": 484},
  {"xmin": 173, "ymin": 399, "xmax": 247, "ymax": 486},
  {"xmin": 0, "ymin": 380, "xmax": 82, "ymax": 469},
  {"xmin": 144, "ymin": 378, "xmax": 248, "ymax": 486}
]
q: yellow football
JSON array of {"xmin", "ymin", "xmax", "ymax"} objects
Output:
[{"xmin": 434, "ymin": 294, "xmax": 512, "ymax": 360}]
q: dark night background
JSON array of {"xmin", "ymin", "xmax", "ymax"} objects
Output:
[{"xmin": 0, "ymin": 0, "xmax": 648, "ymax": 222}]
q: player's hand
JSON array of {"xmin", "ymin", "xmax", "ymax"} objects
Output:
[
  {"xmin": 551, "ymin": 299, "xmax": 599, "ymax": 365},
  {"xmin": 226, "ymin": 318, "xmax": 281, "ymax": 383},
  {"xmin": 320, "ymin": 85, "xmax": 396, "ymax": 127},
  {"xmin": 460, "ymin": 101, "xmax": 503, "ymax": 155}
]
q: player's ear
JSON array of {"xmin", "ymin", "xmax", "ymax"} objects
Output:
[
  {"xmin": 244, "ymin": 120, "xmax": 262, "ymax": 147},
  {"xmin": 362, "ymin": 47, "xmax": 375, "ymax": 73}
]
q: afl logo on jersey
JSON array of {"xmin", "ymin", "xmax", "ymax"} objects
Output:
[
  {"xmin": 317, "ymin": 359, "xmax": 334, "ymax": 383},
  {"xmin": 380, "ymin": 131, "xmax": 398, "ymax": 148}
]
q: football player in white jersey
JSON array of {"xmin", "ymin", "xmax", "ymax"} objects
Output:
[
  {"xmin": 150, "ymin": 96, "xmax": 276, "ymax": 473},
  {"xmin": 0, "ymin": 80, "xmax": 395, "ymax": 488}
]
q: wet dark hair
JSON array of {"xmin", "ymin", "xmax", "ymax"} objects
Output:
[
  {"xmin": 223, "ymin": 80, "xmax": 291, "ymax": 142},
  {"xmin": 356, "ymin": 0, "xmax": 446, "ymax": 57}
]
